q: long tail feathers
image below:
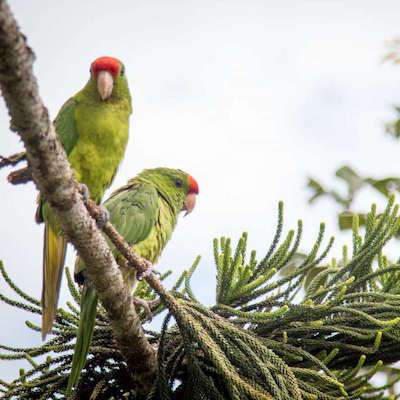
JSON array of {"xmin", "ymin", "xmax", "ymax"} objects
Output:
[
  {"xmin": 41, "ymin": 223, "xmax": 67, "ymax": 340},
  {"xmin": 66, "ymin": 285, "xmax": 98, "ymax": 396}
]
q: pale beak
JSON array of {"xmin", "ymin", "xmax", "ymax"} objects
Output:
[
  {"xmin": 182, "ymin": 193, "xmax": 197, "ymax": 216},
  {"xmin": 97, "ymin": 70, "xmax": 114, "ymax": 100}
]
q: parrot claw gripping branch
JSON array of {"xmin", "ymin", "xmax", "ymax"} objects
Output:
[
  {"xmin": 136, "ymin": 259, "xmax": 155, "ymax": 280},
  {"xmin": 78, "ymin": 182, "xmax": 90, "ymax": 204}
]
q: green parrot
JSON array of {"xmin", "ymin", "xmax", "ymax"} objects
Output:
[
  {"xmin": 67, "ymin": 167, "xmax": 199, "ymax": 395},
  {"xmin": 37, "ymin": 56, "xmax": 132, "ymax": 339}
]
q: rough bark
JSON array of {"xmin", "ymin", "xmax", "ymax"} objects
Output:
[{"xmin": 0, "ymin": 0, "xmax": 157, "ymax": 394}]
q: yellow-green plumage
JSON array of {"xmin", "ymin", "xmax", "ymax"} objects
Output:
[
  {"xmin": 69, "ymin": 91, "xmax": 131, "ymax": 202},
  {"xmin": 40, "ymin": 57, "xmax": 132, "ymax": 340},
  {"xmin": 67, "ymin": 168, "xmax": 197, "ymax": 395}
]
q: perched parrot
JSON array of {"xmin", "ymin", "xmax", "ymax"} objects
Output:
[
  {"xmin": 37, "ymin": 56, "xmax": 132, "ymax": 340},
  {"xmin": 66, "ymin": 167, "xmax": 199, "ymax": 395}
]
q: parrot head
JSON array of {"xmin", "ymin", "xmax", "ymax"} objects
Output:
[
  {"xmin": 89, "ymin": 56, "xmax": 129, "ymax": 101},
  {"xmin": 183, "ymin": 174, "xmax": 199, "ymax": 216},
  {"xmin": 139, "ymin": 168, "xmax": 199, "ymax": 216}
]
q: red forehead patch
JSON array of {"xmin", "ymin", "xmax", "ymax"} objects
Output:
[
  {"xmin": 91, "ymin": 56, "xmax": 121, "ymax": 78},
  {"xmin": 188, "ymin": 175, "xmax": 199, "ymax": 194}
]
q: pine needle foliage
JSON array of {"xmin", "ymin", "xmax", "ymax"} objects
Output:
[{"xmin": 2, "ymin": 199, "xmax": 400, "ymax": 399}]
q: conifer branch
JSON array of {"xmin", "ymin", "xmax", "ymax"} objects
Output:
[{"xmin": 2, "ymin": 199, "xmax": 400, "ymax": 398}]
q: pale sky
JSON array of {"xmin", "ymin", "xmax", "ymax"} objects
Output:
[{"xmin": 1, "ymin": 0, "xmax": 400, "ymax": 382}]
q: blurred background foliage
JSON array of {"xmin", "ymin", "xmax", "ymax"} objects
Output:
[{"xmin": 307, "ymin": 39, "xmax": 400, "ymax": 235}]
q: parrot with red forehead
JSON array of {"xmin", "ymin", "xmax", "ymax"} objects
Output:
[
  {"xmin": 38, "ymin": 56, "xmax": 132, "ymax": 339},
  {"xmin": 66, "ymin": 167, "xmax": 199, "ymax": 395}
]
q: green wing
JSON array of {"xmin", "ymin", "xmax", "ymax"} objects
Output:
[
  {"xmin": 67, "ymin": 182, "xmax": 159, "ymax": 396},
  {"xmin": 35, "ymin": 97, "xmax": 79, "ymax": 224},
  {"xmin": 105, "ymin": 182, "xmax": 159, "ymax": 248},
  {"xmin": 54, "ymin": 97, "xmax": 79, "ymax": 155}
]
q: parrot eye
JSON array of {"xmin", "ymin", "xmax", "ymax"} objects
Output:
[
  {"xmin": 175, "ymin": 178, "xmax": 183, "ymax": 188},
  {"xmin": 120, "ymin": 66, "xmax": 125, "ymax": 76}
]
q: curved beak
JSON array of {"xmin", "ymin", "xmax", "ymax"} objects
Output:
[
  {"xmin": 182, "ymin": 193, "xmax": 197, "ymax": 216},
  {"xmin": 97, "ymin": 70, "xmax": 114, "ymax": 100}
]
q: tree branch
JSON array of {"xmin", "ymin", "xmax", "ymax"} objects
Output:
[
  {"xmin": 0, "ymin": 151, "xmax": 26, "ymax": 168},
  {"xmin": 0, "ymin": 0, "xmax": 156, "ymax": 394}
]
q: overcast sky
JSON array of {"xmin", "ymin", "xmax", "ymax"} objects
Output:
[{"xmin": 1, "ymin": 0, "xmax": 400, "ymax": 382}]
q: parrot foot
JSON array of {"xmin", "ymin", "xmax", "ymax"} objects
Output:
[
  {"xmin": 136, "ymin": 260, "xmax": 154, "ymax": 281},
  {"xmin": 133, "ymin": 297, "xmax": 161, "ymax": 321},
  {"xmin": 94, "ymin": 205, "xmax": 110, "ymax": 229},
  {"xmin": 79, "ymin": 183, "xmax": 90, "ymax": 203}
]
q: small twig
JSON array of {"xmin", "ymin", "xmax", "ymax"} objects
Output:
[
  {"xmin": 7, "ymin": 166, "xmax": 31, "ymax": 184},
  {"xmin": 86, "ymin": 200, "xmax": 170, "ymax": 299},
  {"xmin": 0, "ymin": 151, "xmax": 26, "ymax": 168}
]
